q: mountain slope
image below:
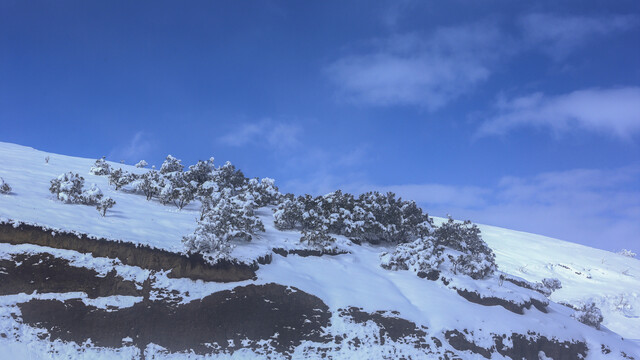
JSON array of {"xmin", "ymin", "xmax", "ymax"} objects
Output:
[{"xmin": 0, "ymin": 142, "xmax": 638, "ymax": 359}]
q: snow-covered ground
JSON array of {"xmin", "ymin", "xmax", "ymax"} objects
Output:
[{"xmin": 1, "ymin": 141, "xmax": 639, "ymax": 358}]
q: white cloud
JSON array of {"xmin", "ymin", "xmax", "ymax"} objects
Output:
[
  {"xmin": 219, "ymin": 119, "xmax": 301, "ymax": 149},
  {"xmin": 477, "ymin": 87, "xmax": 640, "ymax": 139},
  {"xmin": 326, "ymin": 23, "xmax": 506, "ymax": 110},
  {"xmin": 374, "ymin": 166, "xmax": 640, "ymax": 252},
  {"xmin": 520, "ymin": 13, "xmax": 638, "ymax": 59},
  {"xmin": 326, "ymin": 14, "xmax": 637, "ymax": 110},
  {"xmin": 108, "ymin": 131, "xmax": 153, "ymax": 163}
]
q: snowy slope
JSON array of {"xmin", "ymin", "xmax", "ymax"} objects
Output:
[{"xmin": 1, "ymin": 141, "xmax": 639, "ymax": 359}]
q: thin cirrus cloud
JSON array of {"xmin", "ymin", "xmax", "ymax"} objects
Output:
[
  {"xmin": 365, "ymin": 165, "xmax": 640, "ymax": 252},
  {"xmin": 519, "ymin": 13, "xmax": 639, "ymax": 60},
  {"xmin": 325, "ymin": 22, "xmax": 506, "ymax": 110},
  {"xmin": 326, "ymin": 14, "xmax": 637, "ymax": 110},
  {"xmin": 477, "ymin": 87, "xmax": 640, "ymax": 139},
  {"xmin": 218, "ymin": 119, "xmax": 302, "ymax": 150},
  {"xmin": 108, "ymin": 131, "xmax": 153, "ymax": 164}
]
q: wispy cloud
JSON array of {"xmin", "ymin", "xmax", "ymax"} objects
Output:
[
  {"xmin": 519, "ymin": 13, "xmax": 639, "ymax": 60},
  {"xmin": 218, "ymin": 119, "xmax": 302, "ymax": 150},
  {"xmin": 477, "ymin": 87, "xmax": 640, "ymax": 139},
  {"xmin": 326, "ymin": 13, "xmax": 637, "ymax": 110},
  {"xmin": 108, "ymin": 131, "xmax": 153, "ymax": 164},
  {"xmin": 326, "ymin": 22, "xmax": 507, "ymax": 110},
  {"xmin": 370, "ymin": 165, "xmax": 640, "ymax": 252}
]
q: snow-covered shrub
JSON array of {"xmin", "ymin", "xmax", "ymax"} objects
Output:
[
  {"xmin": 541, "ymin": 278, "xmax": 562, "ymax": 294},
  {"xmin": 300, "ymin": 228, "xmax": 337, "ymax": 251},
  {"xmin": 80, "ymin": 183, "xmax": 104, "ymax": 205},
  {"xmin": 185, "ymin": 157, "xmax": 215, "ymax": 185},
  {"xmin": 246, "ymin": 177, "xmax": 280, "ymax": 207},
  {"xmin": 159, "ymin": 172, "xmax": 197, "ymax": 209},
  {"xmin": 132, "ymin": 170, "xmax": 162, "ymax": 200},
  {"xmin": 182, "ymin": 190, "xmax": 265, "ymax": 261},
  {"xmin": 572, "ymin": 302, "xmax": 604, "ymax": 329},
  {"xmin": 159, "ymin": 155, "xmax": 184, "ymax": 174},
  {"xmin": 96, "ymin": 197, "xmax": 116, "ymax": 217},
  {"xmin": 273, "ymin": 195, "xmax": 306, "ymax": 230},
  {"xmin": 380, "ymin": 237, "xmax": 443, "ymax": 273},
  {"xmin": 108, "ymin": 168, "xmax": 138, "ymax": 191},
  {"xmin": 273, "ymin": 190, "xmax": 432, "ymax": 245},
  {"xmin": 381, "ymin": 218, "xmax": 496, "ymax": 280},
  {"xmin": 50, "ymin": 172, "xmax": 85, "ymax": 203},
  {"xmin": 89, "ymin": 156, "xmax": 111, "ymax": 175},
  {"xmin": 0, "ymin": 178, "xmax": 11, "ymax": 194},
  {"xmin": 135, "ymin": 160, "xmax": 148, "ymax": 168},
  {"xmin": 212, "ymin": 161, "xmax": 247, "ymax": 194},
  {"xmin": 617, "ymin": 249, "xmax": 637, "ymax": 258},
  {"xmin": 50, "ymin": 173, "xmax": 104, "ymax": 205}
]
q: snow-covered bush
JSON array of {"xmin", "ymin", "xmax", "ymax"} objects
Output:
[
  {"xmin": 381, "ymin": 218, "xmax": 496, "ymax": 280},
  {"xmin": 273, "ymin": 195, "xmax": 305, "ymax": 230},
  {"xmin": 572, "ymin": 302, "xmax": 604, "ymax": 329},
  {"xmin": 159, "ymin": 155, "xmax": 184, "ymax": 174},
  {"xmin": 132, "ymin": 170, "xmax": 162, "ymax": 200},
  {"xmin": 0, "ymin": 177, "xmax": 11, "ymax": 194},
  {"xmin": 212, "ymin": 161, "xmax": 247, "ymax": 194},
  {"xmin": 159, "ymin": 172, "xmax": 197, "ymax": 209},
  {"xmin": 617, "ymin": 249, "xmax": 637, "ymax": 258},
  {"xmin": 182, "ymin": 190, "xmax": 265, "ymax": 261},
  {"xmin": 541, "ymin": 278, "xmax": 562, "ymax": 294},
  {"xmin": 108, "ymin": 168, "xmax": 138, "ymax": 191},
  {"xmin": 50, "ymin": 172, "xmax": 85, "ymax": 203},
  {"xmin": 50, "ymin": 172, "xmax": 105, "ymax": 206},
  {"xmin": 185, "ymin": 157, "xmax": 215, "ymax": 185},
  {"xmin": 96, "ymin": 197, "xmax": 116, "ymax": 217},
  {"xmin": 273, "ymin": 190, "xmax": 432, "ymax": 245},
  {"xmin": 380, "ymin": 237, "xmax": 443, "ymax": 273},
  {"xmin": 135, "ymin": 160, "xmax": 148, "ymax": 168},
  {"xmin": 89, "ymin": 156, "xmax": 111, "ymax": 175},
  {"xmin": 80, "ymin": 183, "xmax": 104, "ymax": 205},
  {"xmin": 246, "ymin": 177, "xmax": 280, "ymax": 207},
  {"xmin": 300, "ymin": 228, "xmax": 337, "ymax": 251}
]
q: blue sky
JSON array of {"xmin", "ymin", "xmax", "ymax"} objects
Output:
[{"xmin": 1, "ymin": 0, "xmax": 639, "ymax": 252}]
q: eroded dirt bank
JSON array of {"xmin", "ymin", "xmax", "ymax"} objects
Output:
[
  {"xmin": 0, "ymin": 222, "xmax": 255, "ymax": 282},
  {"xmin": 0, "ymin": 252, "xmax": 140, "ymax": 298},
  {"xmin": 18, "ymin": 283, "xmax": 332, "ymax": 356}
]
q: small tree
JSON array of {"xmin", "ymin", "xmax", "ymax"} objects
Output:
[
  {"xmin": 133, "ymin": 170, "xmax": 162, "ymax": 200},
  {"xmin": 96, "ymin": 197, "xmax": 116, "ymax": 217},
  {"xmin": 541, "ymin": 278, "xmax": 562, "ymax": 294},
  {"xmin": 135, "ymin": 160, "xmax": 148, "ymax": 168},
  {"xmin": 108, "ymin": 169, "xmax": 138, "ymax": 191},
  {"xmin": 0, "ymin": 178, "xmax": 11, "ymax": 194},
  {"xmin": 572, "ymin": 302, "xmax": 604, "ymax": 329},
  {"xmin": 183, "ymin": 190, "xmax": 265, "ymax": 261},
  {"xmin": 90, "ymin": 156, "xmax": 111, "ymax": 176},
  {"xmin": 300, "ymin": 228, "xmax": 337, "ymax": 251},
  {"xmin": 617, "ymin": 249, "xmax": 637, "ymax": 258},
  {"xmin": 80, "ymin": 183, "xmax": 104, "ymax": 205},
  {"xmin": 213, "ymin": 161, "xmax": 247, "ymax": 194},
  {"xmin": 273, "ymin": 195, "xmax": 305, "ymax": 230},
  {"xmin": 160, "ymin": 155, "xmax": 184, "ymax": 174},
  {"xmin": 159, "ymin": 172, "xmax": 197, "ymax": 209},
  {"xmin": 50, "ymin": 172, "xmax": 85, "ymax": 203},
  {"xmin": 246, "ymin": 177, "xmax": 280, "ymax": 207}
]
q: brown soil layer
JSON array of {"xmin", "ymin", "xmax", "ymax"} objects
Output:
[
  {"xmin": 18, "ymin": 283, "xmax": 332, "ymax": 356},
  {"xmin": 0, "ymin": 252, "xmax": 140, "ymax": 298},
  {"xmin": 455, "ymin": 288, "xmax": 548, "ymax": 314},
  {"xmin": 0, "ymin": 222, "xmax": 255, "ymax": 282},
  {"xmin": 272, "ymin": 247, "xmax": 349, "ymax": 257}
]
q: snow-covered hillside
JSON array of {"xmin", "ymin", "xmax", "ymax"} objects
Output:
[{"xmin": 0, "ymin": 142, "xmax": 638, "ymax": 359}]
